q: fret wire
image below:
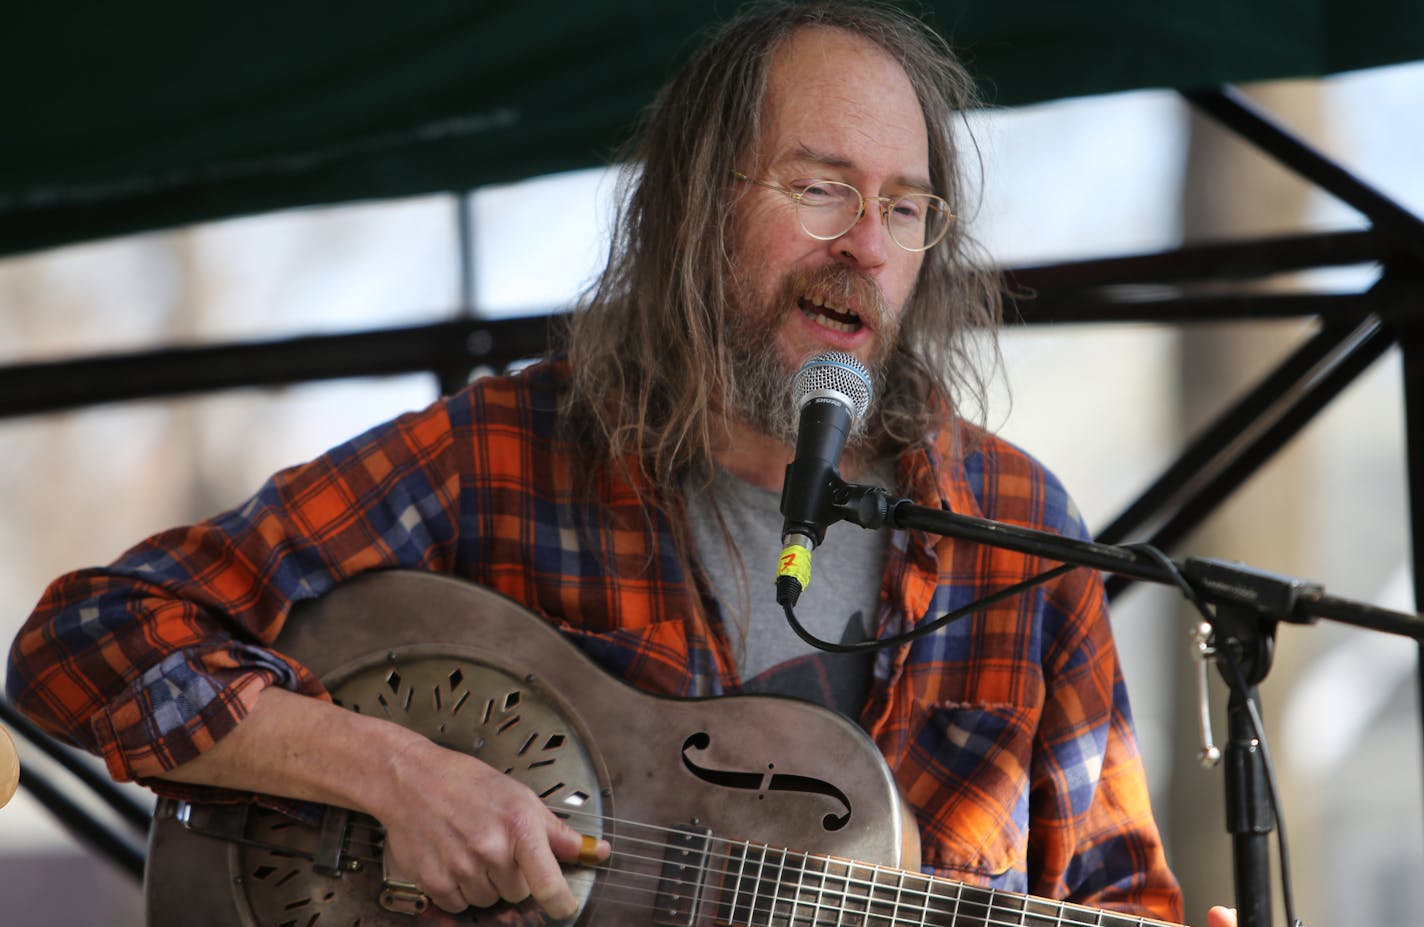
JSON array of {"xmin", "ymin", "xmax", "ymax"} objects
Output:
[
  {"xmin": 780, "ymin": 848, "xmax": 803, "ymax": 927},
  {"xmin": 731, "ymin": 839, "xmax": 750, "ymax": 926},
  {"xmin": 853, "ymin": 860, "xmax": 871, "ymax": 923},
  {"xmin": 844, "ymin": 860, "xmax": 864, "ymax": 925},
  {"xmin": 858, "ymin": 861, "xmax": 879, "ymax": 923},
  {"xmin": 892, "ymin": 864, "xmax": 905, "ymax": 927},
  {"xmin": 833, "ymin": 856, "xmax": 849, "ymax": 927},
  {"xmin": 714, "ymin": 839, "xmax": 736, "ymax": 926},
  {"xmin": 1022, "ymin": 896, "xmax": 1067, "ymax": 927},
  {"xmin": 787, "ymin": 846, "xmax": 803, "ymax": 927},
  {"xmin": 792, "ymin": 849, "xmax": 815, "ymax": 927},
  {"xmin": 750, "ymin": 843, "xmax": 767, "ymax": 927},
  {"xmin": 869, "ymin": 861, "xmax": 896, "ymax": 924},
  {"xmin": 753, "ymin": 842, "xmax": 767, "ymax": 926},
  {"xmin": 884, "ymin": 864, "xmax": 913, "ymax": 926},
  {"xmin": 804, "ymin": 851, "xmax": 826, "ymax": 927},
  {"xmin": 769, "ymin": 845, "xmax": 788, "ymax": 927},
  {"xmin": 706, "ymin": 831, "xmax": 729, "ymax": 922},
  {"xmin": 850, "ymin": 860, "xmax": 870, "ymax": 924},
  {"xmin": 911, "ymin": 866, "xmax": 933, "ymax": 926},
  {"xmin": 917, "ymin": 869, "xmax": 934, "ymax": 927},
  {"xmin": 845, "ymin": 857, "xmax": 862, "ymax": 927},
  {"xmin": 929, "ymin": 879, "xmax": 961, "ymax": 927},
  {"xmin": 820, "ymin": 854, "xmax": 840, "ymax": 927},
  {"xmin": 751, "ymin": 839, "xmax": 769, "ymax": 925}
]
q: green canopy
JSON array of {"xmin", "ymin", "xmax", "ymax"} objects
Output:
[{"xmin": 3, "ymin": 0, "xmax": 1422, "ymax": 258}]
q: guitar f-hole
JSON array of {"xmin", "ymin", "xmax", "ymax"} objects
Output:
[{"xmin": 679, "ymin": 732, "xmax": 853, "ymax": 831}]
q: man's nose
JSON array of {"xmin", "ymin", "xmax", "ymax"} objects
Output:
[{"xmin": 831, "ymin": 202, "xmax": 890, "ymax": 269}]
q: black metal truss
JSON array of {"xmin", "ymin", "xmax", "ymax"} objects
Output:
[{"xmin": 0, "ymin": 86, "xmax": 1421, "ymax": 884}]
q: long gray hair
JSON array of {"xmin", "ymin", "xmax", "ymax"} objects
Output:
[{"xmin": 562, "ymin": 0, "xmax": 1002, "ymax": 501}]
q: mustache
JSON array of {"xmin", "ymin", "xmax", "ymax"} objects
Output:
[{"xmin": 773, "ymin": 263, "xmax": 890, "ymax": 330}]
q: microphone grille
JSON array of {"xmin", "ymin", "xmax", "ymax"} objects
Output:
[{"xmin": 792, "ymin": 351, "xmax": 874, "ymax": 423}]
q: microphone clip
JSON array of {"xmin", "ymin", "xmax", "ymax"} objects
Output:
[
  {"xmin": 775, "ymin": 477, "xmax": 897, "ymax": 609},
  {"xmin": 830, "ymin": 481, "xmax": 894, "ymax": 531}
]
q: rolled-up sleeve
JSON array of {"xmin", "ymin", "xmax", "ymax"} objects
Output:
[{"xmin": 7, "ymin": 395, "xmax": 464, "ymax": 793}]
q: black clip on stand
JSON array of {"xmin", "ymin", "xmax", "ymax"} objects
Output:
[{"xmin": 830, "ymin": 479, "xmax": 1424, "ymax": 927}]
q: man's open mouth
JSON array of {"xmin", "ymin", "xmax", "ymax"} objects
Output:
[{"xmin": 797, "ymin": 294, "xmax": 864, "ymax": 334}]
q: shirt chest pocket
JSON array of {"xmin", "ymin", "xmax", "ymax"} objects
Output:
[{"xmin": 900, "ymin": 702, "xmax": 1036, "ymax": 887}]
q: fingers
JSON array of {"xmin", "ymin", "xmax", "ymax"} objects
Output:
[
  {"xmin": 516, "ymin": 830, "xmax": 578, "ymax": 920},
  {"xmin": 548, "ymin": 816, "xmax": 612, "ymax": 866},
  {"xmin": 413, "ymin": 825, "xmax": 605, "ymax": 919},
  {"xmin": 414, "ymin": 821, "xmax": 542, "ymax": 914},
  {"xmin": 486, "ymin": 865, "xmax": 533, "ymax": 908},
  {"xmin": 376, "ymin": 740, "xmax": 609, "ymax": 919},
  {"xmin": 526, "ymin": 818, "xmax": 613, "ymax": 919},
  {"xmin": 406, "ymin": 837, "xmax": 531, "ymax": 915},
  {"xmin": 1207, "ymin": 905, "xmax": 1238, "ymax": 927},
  {"xmin": 425, "ymin": 871, "xmax": 497, "ymax": 915}
]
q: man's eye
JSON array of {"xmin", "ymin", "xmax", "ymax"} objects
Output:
[
  {"xmin": 795, "ymin": 181, "xmax": 845, "ymax": 205},
  {"xmin": 891, "ymin": 199, "xmax": 924, "ymax": 221}
]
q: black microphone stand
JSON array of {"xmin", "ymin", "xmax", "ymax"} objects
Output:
[{"xmin": 828, "ymin": 480, "xmax": 1424, "ymax": 927}]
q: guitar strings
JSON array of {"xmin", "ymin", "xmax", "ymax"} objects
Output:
[
  {"xmin": 555, "ymin": 809, "xmax": 1167, "ymax": 927},
  {"xmin": 257, "ymin": 807, "xmax": 1166, "ymax": 927}
]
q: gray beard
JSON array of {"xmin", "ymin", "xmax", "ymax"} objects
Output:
[
  {"xmin": 723, "ymin": 260, "xmax": 898, "ymax": 452},
  {"xmin": 725, "ymin": 326, "xmax": 802, "ymax": 447},
  {"xmin": 724, "ymin": 313, "xmax": 889, "ymax": 454}
]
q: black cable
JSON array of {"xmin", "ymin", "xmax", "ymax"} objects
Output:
[
  {"xmin": 778, "ymin": 561, "xmax": 1078, "ymax": 653},
  {"xmin": 1125, "ymin": 542, "xmax": 1304, "ymax": 927}
]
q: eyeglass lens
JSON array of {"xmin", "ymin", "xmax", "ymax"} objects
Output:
[{"xmin": 795, "ymin": 180, "xmax": 950, "ymax": 250}]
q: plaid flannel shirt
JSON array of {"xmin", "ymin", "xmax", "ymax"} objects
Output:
[{"xmin": 8, "ymin": 358, "xmax": 1181, "ymax": 921}]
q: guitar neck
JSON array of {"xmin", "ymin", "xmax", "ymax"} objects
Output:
[{"xmin": 702, "ymin": 837, "xmax": 1179, "ymax": 927}]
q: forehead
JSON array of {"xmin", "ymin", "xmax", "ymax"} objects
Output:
[{"xmin": 758, "ymin": 26, "xmax": 929, "ymax": 182}]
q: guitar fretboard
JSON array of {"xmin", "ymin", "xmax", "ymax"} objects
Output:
[{"xmin": 701, "ymin": 837, "xmax": 1177, "ymax": 927}]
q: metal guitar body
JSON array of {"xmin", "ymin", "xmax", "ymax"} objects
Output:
[{"xmin": 144, "ymin": 570, "xmax": 908, "ymax": 926}]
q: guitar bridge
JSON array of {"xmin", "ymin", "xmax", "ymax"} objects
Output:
[{"xmin": 653, "ymin": 823, "xmax": 713, "ymax": 927}]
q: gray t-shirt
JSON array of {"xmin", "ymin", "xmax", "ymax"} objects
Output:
[{"xmin": 687, "ymin": 464, "xmax": 892, "ymax": 719}]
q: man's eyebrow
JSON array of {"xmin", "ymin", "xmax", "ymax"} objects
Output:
[{"xmin": 780, "ymin": 143, "xmax": 935, "ymax": 192}]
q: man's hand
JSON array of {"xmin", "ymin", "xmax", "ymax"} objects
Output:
[
  {"xmin": 375, "ymin": 733, "xmax": 605, "ymax": 917},
  {"xmin": 160, "ymin": 687, "xmax": 609, "ymax": 919},
  {"xmin": 1207, "ymin": 906, "xmax": 1237, "ymax": 927}
]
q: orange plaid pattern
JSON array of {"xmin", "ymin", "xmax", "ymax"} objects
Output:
[{"xmin": 8, "ymin": 359, "xmax": 1180, "ymax": 921}]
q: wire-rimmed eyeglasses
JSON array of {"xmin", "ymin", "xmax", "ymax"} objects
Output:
[{"xmin": 732, "ymin": 170, "xmax": 953, "ymax": 252}]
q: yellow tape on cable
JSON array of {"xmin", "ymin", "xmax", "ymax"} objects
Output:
[{"xmin": 777, "ymin": 544, "xmax": 812, "ymax": 593}]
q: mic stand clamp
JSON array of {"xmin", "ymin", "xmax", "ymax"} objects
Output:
[{"xmin": 829, "ymin": 478, "xmax": 893, "ymax": 531}]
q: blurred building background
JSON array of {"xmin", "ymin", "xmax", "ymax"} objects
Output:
[{"xmin": 1, "ymin": 61, "xmax": 1421, "ymax": 926}]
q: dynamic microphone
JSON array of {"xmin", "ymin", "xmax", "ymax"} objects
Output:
[{"xmin": 776, "ymin": 351, "xmax": 873, "ymax": 606}]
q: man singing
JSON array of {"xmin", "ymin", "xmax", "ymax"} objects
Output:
[{"xmin": 11, "ymin": 3, "xmax": 1236, "ymax": 924}]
